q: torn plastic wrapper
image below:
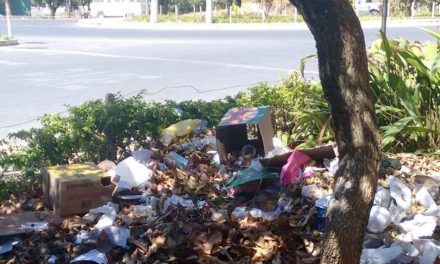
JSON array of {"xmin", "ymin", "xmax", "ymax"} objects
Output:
[
  {"xmin": 133, "ymin": 205, "xmax": 156, "ymax": 218},
  {"xmin": 101, "ymin": 226, "xmax": 130, "ymax": 248},
  {"xmin": 280, "ymin": 151, "xmax": 312, "ymax": 186},
  {"xmin": 0, "ymin": 240, "xmax": 18, "ymax": 255},
  {"xmin": 160, "ymin": 119, "xmax": 202, "ymax": 146},
  {"xmin": 169, "ymin": 195, "xmax": 195, "ymax": 208},
  {"xmin": 70, "ymin": 249, "xmax": 108, "ymax": 264},
  {"xmin": 233, "ymin": 200, "xmax": 292, "ymax": 221},
  {"xmin": 323, "ymin": 157, "xmax": 339, "ymax": 176},
  {"xmin": 48, "ymin": 255, "xmax": 58, "ymax": 264},
  {"xmin": 226, "ymin": 168, "xmax": 278, "ymax": 189},
  {"xmin": 90, "ymin": 202, "xmax": 117, "ymax": 230},
  {"xmin": 264, "ymin": 137, "xmax": 290, "ymax": 159},
  {"xmin": 166, "ymin": 151, "xmax": 189, "ymax": 168},
  {"xmin": 74, "ymin": 230, "xmax": 96, "ymax": 245}
]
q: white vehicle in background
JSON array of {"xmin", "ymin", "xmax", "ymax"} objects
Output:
[
  {"xmin": 355, "ymin": 0, "xmax": 382, "ymax": 16},
  {"xmin": 90, "ymin": 0, "xmax": 147, "ymax": 18}
]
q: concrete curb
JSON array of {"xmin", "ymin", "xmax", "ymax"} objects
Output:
[{"xmin": 0, "ymin": 39, "xmax": 19, "ymax": 46}]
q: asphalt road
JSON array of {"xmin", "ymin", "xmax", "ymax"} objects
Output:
[{"xmin": 0, "ymin": 18, "xmax": 438, "ymax": 137}]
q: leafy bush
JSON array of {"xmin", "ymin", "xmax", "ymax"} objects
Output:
[
  {"xmin": 0, "ymin": 94, "xmax": 237, "ymax": 179},
  {"xmin": 369, "ymin": 30, "xmax": 440, "ymax": 152},
  {"xmin": 235, "ymin": 73, "xmax": 330, "ymax": 147}
]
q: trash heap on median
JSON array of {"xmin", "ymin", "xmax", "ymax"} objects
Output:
[{"xmin": 0, "ymin": 107, "xmax": 439, "ymax": 263}]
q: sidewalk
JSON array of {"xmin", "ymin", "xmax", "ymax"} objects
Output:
[{"xmin": 76, "ymin": 17, "xmax": 440, "ymax": 30}]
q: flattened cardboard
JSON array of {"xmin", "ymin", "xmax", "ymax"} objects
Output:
[
  {"xmin": 42, "ymin": 164, "xmax": 113, "ymax": 216},
  {"xmin": 216, "ymin": 107, "xmax": 274, "ymax": 164}
]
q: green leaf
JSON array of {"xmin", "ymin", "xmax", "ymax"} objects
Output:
[{"xmin": 420, "ymin": 27, "xmax": 440, "ymax": 40}]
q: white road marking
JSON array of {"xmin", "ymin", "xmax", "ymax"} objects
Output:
[
  {"xmin": 4, "ymin": 67, "xmax": 163, "ymax": 90},
  {"xmin": 0, "ymin": 60, "xmax": 29, "ymax": 66}
]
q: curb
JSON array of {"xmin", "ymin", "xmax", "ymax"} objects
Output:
[{"xmin": 0, "ymin": 39, "xmax": 19, "ymax": 47}]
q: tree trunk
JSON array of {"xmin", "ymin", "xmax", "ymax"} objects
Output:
[
  {"xmin": 406, "ymin": 0, "xmax": 414, "ymax": 16},
  {"xmin": 288, "ymin": 0, "xmax": 381, "ymax": 263},
  {"xmin": 50, "ymin": 6, "xmax": 57, "ymax": 18}
]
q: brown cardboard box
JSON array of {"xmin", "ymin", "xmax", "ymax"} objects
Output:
[
  {"xmin": 216, "ymin": 107, "xmax": 274, "ymax": 164},
  {"xmin": 42, "ymin": 164, "xmax": 113, "ymax": 216}
]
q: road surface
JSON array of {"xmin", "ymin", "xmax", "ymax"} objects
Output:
[{"xmin": 0, "ymin": 18, "xmax": 438, "ymax": 137}]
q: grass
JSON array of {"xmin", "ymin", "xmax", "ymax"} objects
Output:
[{"xmin": 0, "ymin": 35, "xmax": 13, "ymax": 41}]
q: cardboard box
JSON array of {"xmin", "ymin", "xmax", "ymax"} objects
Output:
[
  {"xmin": 216, "ymin": 107, "xmax": 274, "ymax": 164},
  {"xmin": 42, "ymin": 164, "xmax": 113, "ymax": 216}
]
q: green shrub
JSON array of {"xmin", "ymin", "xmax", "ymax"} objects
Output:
[
  {"xmin": 0, "ymin": 94, "xmax": 237, "ymax": 174},
  {"xmin": 369, "ymin": 30, "xmax": 440, "ymax": 152},
  {"xmin": 235, "ymin": 73, "xmax": 330, "ymax": 147}
]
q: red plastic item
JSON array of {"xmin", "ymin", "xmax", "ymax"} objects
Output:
[{"xmin": 280, "ymin": 151, "xmax": 312, "ymax": 186}]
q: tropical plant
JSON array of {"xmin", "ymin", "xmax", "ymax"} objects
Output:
[{"xmin": 369, "ymin": 29, "xmax": 440, "ymax": 152}]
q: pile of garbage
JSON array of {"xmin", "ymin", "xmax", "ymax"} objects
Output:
[{"xmin": 0, "ymin": 114, "xmax": 439, "ymax": 263}]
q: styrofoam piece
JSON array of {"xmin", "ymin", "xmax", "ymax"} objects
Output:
[
  {"xmin": 397, "ymin": 214, "xmax": 437, "ymax": 242},
  {"xmin": 367, "ymin": 206, "xmax": 391, "ymax": 233},
  {"xmin": 415, "ymin": 185, "xmax": 436, "ymax": 209},
  {"xmin": 413, "ymin": 239, "xmax": 440, "ymax": 264},
  {"xmin": 131, "ymin": 149, "xmax": 152, "ymax": 164},
  {"xmin": 373, "ymin": 187, "xmax": 391, "ymax": 209},
  {"xmin": 169, "ymin": 195, "xmax": 195, "ymax": 208},
  {"xmin": 388, "ymin": 202, "xmax": 407, "ymax": 224},
  {"xmin": 70, "ymin": 249, "xmax": 108, "ymax": 264},
  {"xmin": 360, "ymin": 245, "xmax": 403, "ymax": 264},
  {"xmin": 115, "ymin": 157, "xmax": 152, "ymax": 188},
  {"xmin": 389, "ymin": 176, "xmax": 412, "ymax": 210}
]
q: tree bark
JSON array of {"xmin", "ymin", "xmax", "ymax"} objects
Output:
[
  {"xmin": 288, "ymin": 0, "xmax": 381, "ymax": 263},
  {"xmin": 49, "ymin": 6, "xmax": 57, "ymax": 18}
]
